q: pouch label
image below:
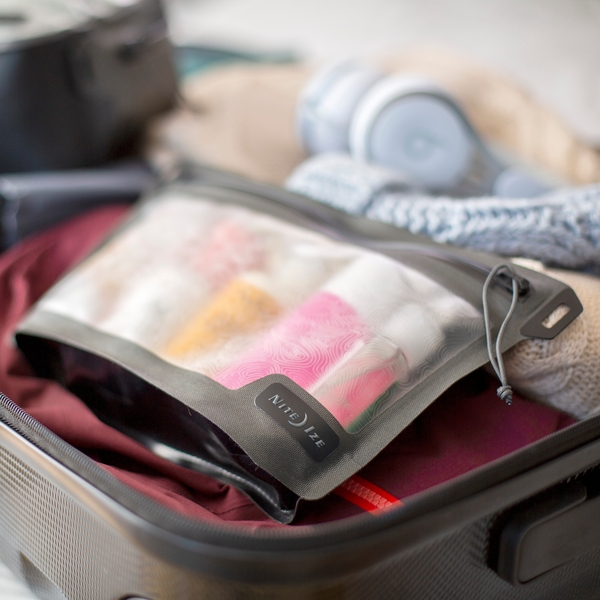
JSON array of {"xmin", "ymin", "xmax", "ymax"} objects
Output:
[{"xmin": 255, "ymin": 383, "xmax": 340, "ymax": 461}]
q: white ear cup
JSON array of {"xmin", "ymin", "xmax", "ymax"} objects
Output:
[
  {"xmin": 297, "ymin": 61, "xmax": 383, "ymax": 155},
  {"xmin": 349, "ymin": 76, "xmax": 476, "ymax": 191}
]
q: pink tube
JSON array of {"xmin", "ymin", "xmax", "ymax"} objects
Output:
[{"xmin": 214, "ymin": 291, "xmax": 369, "ymax": 390}]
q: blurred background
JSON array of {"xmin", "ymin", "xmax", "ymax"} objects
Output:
[{"xmin": 166, "ymin": 0, "xmax": 600, "ymax": 144}]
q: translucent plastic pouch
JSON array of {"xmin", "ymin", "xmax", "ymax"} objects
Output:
[{"xmin": 16, "ymin": 180, "xmax": 582, "ymax": 522}]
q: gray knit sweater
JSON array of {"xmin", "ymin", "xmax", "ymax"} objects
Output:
[{"xmin": 286, "ymin": 153, "xmax": 600, "ymax": 272}]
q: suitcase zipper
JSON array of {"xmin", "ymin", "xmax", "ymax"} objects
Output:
[
  {"xmin": 334, "ymin": 474, "xmax": 402, "ymax": 512},
  {"xmin": 2, "ymin": 385, "xmax": 600, "ymax": 549}
]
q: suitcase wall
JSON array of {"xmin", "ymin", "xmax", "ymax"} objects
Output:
[{"xmin": 2, "ymin": 421, "xmax": 600, "ymax": 600}]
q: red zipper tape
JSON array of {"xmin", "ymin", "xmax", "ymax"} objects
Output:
[{"xmin": 333, "ymin": 474, "xmax": 402, "ymax": 513}]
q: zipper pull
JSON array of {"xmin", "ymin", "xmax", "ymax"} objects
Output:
[{"xmin": 482, "ymin": 264, "xmax": 524, "ymax": 405}]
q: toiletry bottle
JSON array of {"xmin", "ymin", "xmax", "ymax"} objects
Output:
[
  {"xmin": 98, "ymin": 217, "xmax": 265, "ymax": 352},
  {"xmin": 214, "ymin": 253, "xmax": 410, "ymax": 393},
  {"xmin": 309, "ymin": 267, "xmax": 481, "ymax": 430},
  {"xmin": 307, "ymin": 333, "xmax": 408, "ymax": 430},
  {"xmin": 43, "ymin": 199, "xmax": 223, "ymax": 330},
  {"xmin": 163, "ymin": 251, "xmax": 333, "ymax": 368}
]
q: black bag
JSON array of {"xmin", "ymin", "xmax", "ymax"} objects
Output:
[
  {"xmin": 0, "ymin": 0, "xmax": 177, "ymax": 174},
  {"xmin": 0, "ymin": 161, "xmax": 156, "ymax": 249}
]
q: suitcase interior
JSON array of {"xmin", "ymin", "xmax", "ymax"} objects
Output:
[{"xmin": 1, "ymin": 173, "xmax": 600, "ymax": 599}]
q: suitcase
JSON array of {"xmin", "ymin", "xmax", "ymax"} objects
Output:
[{"xmin": 2, "ymin": 167, "xmax": 600, "ymax": 600}]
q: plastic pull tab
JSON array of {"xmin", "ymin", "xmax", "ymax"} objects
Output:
[{"xmin": 520, "ymin": 288, "xmax": 583, "ymax": 340}]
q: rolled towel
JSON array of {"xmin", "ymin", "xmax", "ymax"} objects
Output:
[{"xmin": 287, "ymin": 153, "xmax": 600, "ymax": 272}]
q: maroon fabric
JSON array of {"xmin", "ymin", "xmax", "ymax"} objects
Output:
[{"xmin": 0, "ymin": 208, "xmax": 575, "ymax": 527}]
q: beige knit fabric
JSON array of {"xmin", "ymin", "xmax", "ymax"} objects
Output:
[
  {"xmin": 504, "ymin": 260, "xmax": 600, "ymax": 420},
  {"xmin": 147, "ymin": 48, "xmax": 600, "ymax": 186}
]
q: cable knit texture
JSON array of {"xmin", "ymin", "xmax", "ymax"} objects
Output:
[
  {"xmin": 505, "ymin": 261, "xmax": 600, "ymax": 420},
  {"xmin": 287, "ymin": 153, "xmax": 600, "ymax": 272}
]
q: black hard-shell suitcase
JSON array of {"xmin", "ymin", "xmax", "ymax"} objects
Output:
[{"xmin": 2, "ymin": 167, "xmax": 600, "ymax": 600}]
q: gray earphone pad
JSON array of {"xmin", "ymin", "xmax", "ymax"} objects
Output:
[{"xmin": 349, "ymin": 76, "xmax": 476, "ymax": 190}]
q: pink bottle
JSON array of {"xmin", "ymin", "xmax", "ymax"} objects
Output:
[
  {"xmin": 214, "ymin": 289, "xmax": 369, "ymax": 391},
  {"xmin": 214, "ymin": 254, "xmax": 410, "ymax": 405}
]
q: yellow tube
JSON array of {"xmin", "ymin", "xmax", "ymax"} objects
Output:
[{"xmin": 164, "ymin": 278, "xmax": 281, "ymax": 358}]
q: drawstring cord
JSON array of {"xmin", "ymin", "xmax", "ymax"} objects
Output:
[{"xmin": 482, "ymin": 264, "xmax": 522, "ymax": 405}]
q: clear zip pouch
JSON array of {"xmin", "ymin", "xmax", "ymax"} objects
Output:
[{"xmin": 16, "ymin": 169, "xmax": 583, "ymax": 523}]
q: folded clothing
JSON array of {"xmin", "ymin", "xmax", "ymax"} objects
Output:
[
  {"xmin": 147, "ymin": 63, "xmax": 311, "ymax": 185},
  {"xmin": 504, "ymin": 260, "xmax": 600, "ymax": 421},
  {"xmin": 287, "ymin": 153, "xmax": 600, "ymax": 273},
  {"xmin": 0, "ymin": 209, "xmax": 574, "ymax": 526}
]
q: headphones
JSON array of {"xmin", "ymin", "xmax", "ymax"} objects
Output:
[{"xmin": 297, "ymin": 61, "xmax": 550, "ymax": 198}]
